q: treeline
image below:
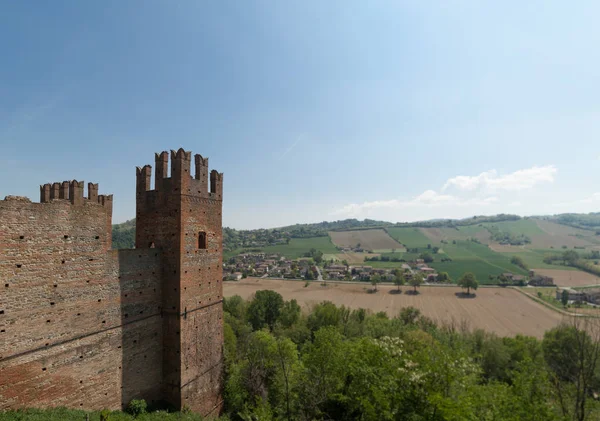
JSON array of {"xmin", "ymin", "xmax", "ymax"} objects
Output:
[
  {"xmin": 223, "ymin": 291, "xmax": 600, "ymax": 421},
  {"xmin": 544, "ymin": 250, "xmax": 600, "ymax": 277},
  {"xmin": 550, "ymin": 212, "xmax": 600, "ymax": 232},
  {"xmin": 112, "ymin": 219, "xmax": 135, "ymax": 249},
  {"xmin": 487, "ymin": 225, "xmax": 531, "ymax": 245}
]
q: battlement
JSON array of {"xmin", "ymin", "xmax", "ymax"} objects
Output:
[
  {"xmin": 1, "ymin": 147, "xmax": 223, "ymax": 415},
  {"xmin": 136, "ymin": 148, "xmax": 223, "ymax": 201},
  {"xmin": 39, "ymin": 180, "xmax": 113, "ymax": 211}
]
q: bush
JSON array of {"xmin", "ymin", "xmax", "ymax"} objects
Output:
[
  {"xmin": 126, "ymin": 399, "xmax": 147, "ymax": 417},
  {"xmin": 100, "ymin": 409, "xmax": 111, "ymax": 421}
]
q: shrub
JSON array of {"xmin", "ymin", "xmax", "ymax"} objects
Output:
[
  {"xmin": 100, "ymin": 409, "xmax": 111, "ymax": 421},
  {"xmin": 126, "ymin": 399, "xmax": 147, "ymax": 417}
]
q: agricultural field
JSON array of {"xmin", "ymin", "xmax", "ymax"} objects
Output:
[
  {"xmin": 534, "ymin": 219, "xmax": 600, "ymax": 248},
  {"xmin": 385, "ymin": 227, "xmax": 432, "ymax": 248},
  {"xmin": 420, "ymin": 225, "xmax": 491, "ymax": 244},
  {"xmin": 429, "ymin": 241, "xmax": 527, "ymax": 283},
  {"xmin": 531, "ymin": 269, "xmax": 600, "ymax": 287},
  {"xmin": 329, "ymin": 229, "xmax": 404, "ymax": 252},
  {"xmin": 224, "ymin": 278, "xmax": 565, "ymax": 338},
  {"xmin": 334, "ymin": 250, "xmax": 379, "ymax": 264}
]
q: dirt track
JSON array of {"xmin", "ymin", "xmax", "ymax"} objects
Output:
[{"xmin": 224, "ymin": 278, "xmax": 566, "ymax": 338}]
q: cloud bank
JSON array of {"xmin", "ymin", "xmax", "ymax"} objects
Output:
[
  {"xmin": 332, "ymin": 165, "xmax": 559, "ymax": 221},
  {"xmin": 442, "ymin": 165, "xmax": 557, "ymax": 192}
]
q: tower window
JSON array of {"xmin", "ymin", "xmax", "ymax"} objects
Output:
[{"xmin": 198, "ymin": 232, "xmax": 207, "ymax": 249}]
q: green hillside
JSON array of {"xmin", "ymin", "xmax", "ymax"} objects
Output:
[
  {"xmin": 113, "ymin": 213, "xmax": 600, "ymax": 282},
  {"xmin": 385, "ymin": 227, "xmax": 432, "ymax": 248}
]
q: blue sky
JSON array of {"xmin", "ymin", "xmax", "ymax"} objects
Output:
[{"xmin": 1, "ymin": 1, "xmax": 599, "ymax": 229}]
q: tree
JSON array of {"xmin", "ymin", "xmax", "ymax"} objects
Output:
[
  {"xmin": 247, "ymin": 290, "xmax": 284, "ymax": 331},
  {"xmin": 371, "ymin": 274, "xmax": 381, "ymax": 292},
  {"xmin": 419, "ymin": 252, "xmax": 434, "ymax": 263},
  {"xmin": 458, "ymin": 272, "xmax": 478, "ymax": 295},
  {"xmin": 279, "ymin": 299, "xmax": 301, "ymax": 328},
  {"xmin": 437, "ymin": 272, "xmax": 450, "ymax": 283},
  {"xmin": 543, "ymin": 320, "xmax": 600, "ymax": 421},
  {"xmin": 394, "ymin": 272, "xmax": 405, "ymax": 292},
  {"xmin": 511, "ymin": 255, "xmax": 528, "ymax": 270},
  {"xmin": 561, "ymin": 289, "xmax": 569, "ymax": 307},
  {"xmin": 409, "ymin": 273, "xmax": 423, "ymax": 293},
  {"xmin": 563, "ymin": 250, "xmax": 579, "ymax": 266}
]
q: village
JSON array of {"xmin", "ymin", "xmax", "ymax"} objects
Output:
[
  {"xmin": 224, "ymin": 252, "xmax": 552, "ymax": 285},
  {"xmin": 223, "ymin": 252, "xmax": 438, "ymax": 282}
]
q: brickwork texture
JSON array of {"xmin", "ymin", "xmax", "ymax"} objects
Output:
[{"xmin": 0, "ymin": 149, "xmax": 224, "ymax": 416}]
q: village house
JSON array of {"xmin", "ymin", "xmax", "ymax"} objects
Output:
[
  {"xmin": 556, "ymin": 287, "xmax": 586, "ymax": 302},
  {"xmin": 528, "ymin": 270, "xmax": 554, "ymax": 286}
]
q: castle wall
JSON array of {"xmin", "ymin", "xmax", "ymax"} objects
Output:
[
  {"xmin": 1, "ymin": 149, "xmax": 224, "ymax": 415},
  {"xmin": 0, "ymin": 197, "xmax": 163, "ymax": 410}
]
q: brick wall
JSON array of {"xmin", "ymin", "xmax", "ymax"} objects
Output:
[
  {"xmin": 1, "ymin": 149, "xmax": 224, "ymax": 416},
  {"xmin": 0, "ymin": 196, "xmax": 164, "ymax": 410}
]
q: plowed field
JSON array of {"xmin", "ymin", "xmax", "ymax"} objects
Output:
[
  {"xmin": 329, "ymin": 229, "xmax": 404, "ymax": 252},
  {"xmin": 225, "ymin": 278, "xmax": 565, "ymax": 338}
]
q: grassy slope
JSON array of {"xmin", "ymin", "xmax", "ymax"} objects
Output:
[
  {"xmin": 430, "ymin": 241, "xmax": 528, "ymax": 283},
  {"xmin": 385, "ymin": 227, "xmax": 432, "ymax": 248}
]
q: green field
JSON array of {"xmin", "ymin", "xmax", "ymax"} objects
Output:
[
  {"xmin": 497, "ymin": 248, "xmax": 578, "ymax": 270},
  {"xmin": 482, "ymin": 218, "xmax": 545, "ymax": 237},
  {"xmin": 428, "ymin": 241, "xmax": 528, "ymax": 283},
  {"xmin": 385, "ymin": 227, "xmax": 432, "ymax": 248}
]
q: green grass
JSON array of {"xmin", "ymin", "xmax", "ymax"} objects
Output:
[
  {"xmin": 494, "ymin": 248, "xmax": 579, "ymax": 270},
  {"xmin": 429, "ymin": 261, "xmax": 506, "ymax": 284},
  {"xmin": 428, "ymin": 241, "xmax": 528, "ymax": 283},
  {"xmin": 0, "ymin": 408, "xmax": 220, "ymax": 421},
  {"xmin": 386, "ymin": 227, "xmax": 432, "ymax": 248},
  {"xmin": 481, "ymin": 218, "xmax": 545, "ymax": 237}
]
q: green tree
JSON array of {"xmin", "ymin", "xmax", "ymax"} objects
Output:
[
  {"xmin": 409, "ymin": 273, "xmax": 423, "ymax": 293},
  {"xmin": 307, "ymin": 301, "xmax": 342, "ymax": 332},
  {"xmin": 437, "ymin": 272, "xmax": 450, "ymax": 283},
  {"xmin": 300, "ymin": 327, "xmax": 347, "ymax": 418},
  {"xmin": 247, "ymin": 290, "xmax": 284, "ymax": 331},
  {"xmin": 419, "ymin": 252, "xmax": 434, "ymax": 263},
  {"xmin": 543, "ymin": 321, "xmax": 600, "ymax": 421},
  {"xmin": 562, "ymin": 250, "xmax": 579, "ymax": 266},
  {"xmin": 394, "ymin": 272, "xmax": 404, "ymax": 292},
  {"xmin": 561, "ymin": 289, "xmax": 569, "ymax": 307},
  {"xmin": 458, "ymin": 272, "xmax": 478, "ymax": 295},
  {"xmin": 279, "ymin": 299, "xmax": 301, "ymax": 328},
  {"xmin": 223, "ymin": 295, "xmax": 246, "ymax": 319},
  {"xmin": 371, "ymin": 274, "xmax": 381, "ymax": 292},
  {"xmin": 511, "ymin": 255, "xmax": 528, "ymax": 270}
]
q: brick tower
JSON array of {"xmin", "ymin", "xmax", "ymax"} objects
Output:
[{"xmin": 135, "ymin": 148, "xmax": 224, "ymax": 415}]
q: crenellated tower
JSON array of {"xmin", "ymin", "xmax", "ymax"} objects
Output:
[{"xmin": 135, "ymin": 148, "xmax": 224, "ymax": 415}]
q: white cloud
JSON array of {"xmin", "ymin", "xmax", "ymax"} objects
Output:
[
  {"xmin": 442, "ymin": 165, "xmax": 557, "ymax": 192},
  {"xmin": 332, "ymin": 190, "xmax": 498, "ymax": 218},
  {"xmin": 332, "ymin": 164, "xmax": 558, "ymax": 221}
]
